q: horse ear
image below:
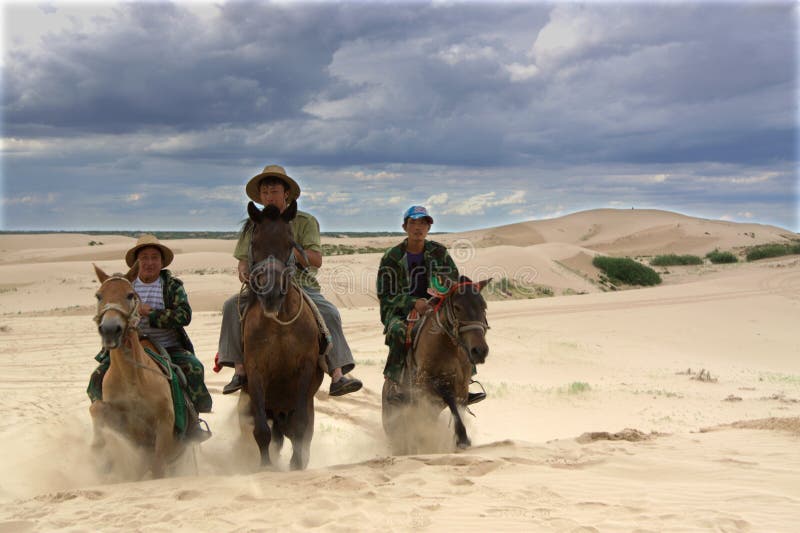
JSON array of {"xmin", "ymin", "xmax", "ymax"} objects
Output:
[
  {"xmin": 476, "ymin": 278, "xmax": 492, "ymax": 291},
  {"xmin": 125, "ymin": 261, "xmax": 140, "ymax": 282},
  {"xmin": 281, "ymin": 200, "xmax": 298, "ymax": 222},
  {"xmin": 430, "ymin": 274, "xmax": 453, "ymax": 295},
  {"xmin": 247, "ymin": 201, "xmax": 263, "ymax": 223},
  {"xmin": 459, "ymin": 274, "xmax": 473, "ymax": 284},
  {"xmin": 93, "ymin": 263, "xmax": 109, "ymax": 283}
]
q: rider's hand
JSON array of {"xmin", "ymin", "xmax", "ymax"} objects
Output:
[
  {"xmin": 413, "ymin": 298, "xmax": 431, "ymax": 315},
  {"xmin": 139, "ymin": 302, "xmax": 153, "ymax": 315},
  {"xmin": 238, "ymin": 266, "xmax": 250, "ymax": 283}
]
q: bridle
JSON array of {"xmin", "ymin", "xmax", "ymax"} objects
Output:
[
  {"xmin": 247, "ymin": 243, "xmax": 304, "ymax": 326},
  {"xmin": 93, "ymin": 275, "xmax": 172, "ymax": 380},
  {"xmin": 431, "ymin": 282, "xmax": 490, "ymax": 353},
  {"xmin": 93, "ymin": 276, "xmax": 141, "ymax": 330}
]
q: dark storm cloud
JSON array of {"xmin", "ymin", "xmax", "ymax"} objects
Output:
[{"xmin": 2, "ymin": 1, "xmax": 797, "ymax": 231}]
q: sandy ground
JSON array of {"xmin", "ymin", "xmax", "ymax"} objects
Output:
[{"xmin": 0, "ymin": 209, "xmax": 798, "ymax": 531}]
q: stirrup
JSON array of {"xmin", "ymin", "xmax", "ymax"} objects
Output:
[{"xmin": 467, "ymin": 379, "xmax": 487, "ymax": 406}]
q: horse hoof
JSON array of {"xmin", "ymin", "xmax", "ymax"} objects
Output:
[{"xmin": 457, "ymin": 440, "xmax": 471, "ymax": 450}]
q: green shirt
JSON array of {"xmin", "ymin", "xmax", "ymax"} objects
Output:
[{"xmin": 234, "ymin": 210, "xmax": 322, "ymax": 290}]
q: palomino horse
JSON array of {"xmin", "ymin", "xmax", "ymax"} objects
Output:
[
  {"xmin": 90, "ymin": 263, "xmax": 181, "ymax": 478},
  {"xmin": 382, "ymin": 276, "xmax": 491, "ymax": 451},
  {"xmin": 242, "ymin": 200, "xmax": 324, "ymax": 470}
]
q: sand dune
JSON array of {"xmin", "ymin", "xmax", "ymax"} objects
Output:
[{"xmin": 0, "ymin": 209, "xmax": 798, "ymax": 531}]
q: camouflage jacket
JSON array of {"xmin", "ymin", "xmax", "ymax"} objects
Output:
[
  {"xmin": 144, "ymin": 269, "xmax": 194, "ymax": 354},
  {"xmin": 376, "ymin": 239, "xmax": 459, "ymax": 333}
]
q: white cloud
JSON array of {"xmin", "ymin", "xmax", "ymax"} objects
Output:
[
  {"xmin": 505, "ymin": 62, "xmax": 539, "ymax": 82},
  {"xmin": 492, "ymin": 190, "xmax": 527, "ymax": 206},
  {"xmin": 326, "ymin": 192, "xmax": 352, "ymax": 204},
  {"xmin": 426, "ymin": 193, "xmax": 449, "ymax": 206},
  {"xmin": 352, "ymin": 170, "xmax": 400, "ymax": 181},
  {"xmin": 126, "ymin": 194, "xmax": 143, "ymax": 203},
  {"xmin": 1, "ymin": 193, "xmax": 57, "ymax": 205},
  {"xmin": 440, "ymin": 190, "xmax": 527, "ymax": 215},
  {"xmin": 737, "ymin": 211, "xmax": 754, "ymax": 219},
  {"xmin": 437, "ymin": 44, "xmax": 497, "ymax": 66}
]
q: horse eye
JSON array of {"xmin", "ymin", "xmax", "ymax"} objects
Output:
[
  {"xmin": 126, "ymin": 293, "xmax": 135, "ymax": 300},
  {"xmin": 95, "ymin": 293, "xmax": 102, "ymax": 301},
  {"xmin": 453, "ymin": 304, "xmax": 463, "ymax": 313}
]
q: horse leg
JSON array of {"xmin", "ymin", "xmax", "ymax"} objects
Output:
[
  {"xmin": 151, "ymin": 416, "xmax": 174, "ymax": 479},
  {"xmin": 89, "ymin": 401, "xmax": 108, "ymax": 449},
  {"xmin": 290, "ymin": 403, "xmax": 314, "ymax": 470},
  {"xmin": 442, "ymin": 393, "xmax": 470, "ymax": 449},
  {"xmin": 249, "ymin": 380, "xmax": 272, "ymax": 467},
  {"xmin": 271, "ymin": 425, "xmax": 285, "ymax": 456}
]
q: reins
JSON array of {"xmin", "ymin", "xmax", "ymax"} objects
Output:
[{"xmin": 241, "ymin": 245, "xmax": 305, "ymax": 326}]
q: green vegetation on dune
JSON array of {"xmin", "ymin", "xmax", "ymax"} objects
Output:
[
  {"xmin": 483, "ymin": 277, "xmax": 554, "ymax": 300},
  {"xmin": 745, "ymin": 242, "xmax": 800, "ymax": 261},
  {"xmin": 321, "ymin": 243, "xmax": 388, "ymax": 255},
  {"xmin": 592, "ymin": 256, "xmax": 662, "ymax": 286},
  {"xmin": 650, "ymin": 254, "xmax": 703, "ymax": 266},
  {"xmin": 706, "ymin": 249, "xmax": 738, "ymax": 264}
]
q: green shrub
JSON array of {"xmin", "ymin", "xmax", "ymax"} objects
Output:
[
  {"xmin": 745, "ymin": 243, "xmax": 800, "ymax": 261},
  {"xmin": 565, "ymin": 382, "xmax": 591, "ymax": 394},
  {"xmin": 592, "ymin": 256, "xmax": 662, "ymax": 286},
  {"xmin": 706, "ymin": 249, "xmax": 738, "ymax": 264},
  {"xmin": 650, "ymin": 254, "xmax": 703, "ymax": 266},
  {"xmin": 485, "ymin": 277, "xmax": 553, "ymax": 300}
]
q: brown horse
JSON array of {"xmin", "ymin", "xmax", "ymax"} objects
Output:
[
  {"xmin": 242, "ymin": 200, "xmax": 324, "ymax": 470},
  {"xmin": 382, "ymin": 276, "xmax": 491, "ymax": 451},
  {"xmin": 90, "ymin": 263, "xmax": 181, "ymax": 478}
]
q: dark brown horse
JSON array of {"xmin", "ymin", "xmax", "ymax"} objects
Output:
[
  {"xmin": 382, "ymin": 276, "xmax": 491, "ymax": 451},
  {"xmin": 242, "ymin": 200, "xmax": 323, "ymax": 469},
  {"xmin": 90, "ymin": 263, "xmax": 181, "ymax": 478}
]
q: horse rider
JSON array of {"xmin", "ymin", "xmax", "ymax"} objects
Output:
[
  {"xmin": 87, "ymin": 234, "xmax": 213, "ymax": 415},
  {"xmin": 215, "ymin": 164, "xmax": 363, "ymax": 397},
  {"xmin": 377, "ymin": 205, "xmax": 487, "ymax": 405}
]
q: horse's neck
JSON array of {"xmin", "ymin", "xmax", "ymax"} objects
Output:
[
  {"xmin": 108, "ymin": 330, "xmax": 150, "ymax": 382},
  {"xmin": 278, "ymin": 283, "xmax": 302, "ymax": 320}
]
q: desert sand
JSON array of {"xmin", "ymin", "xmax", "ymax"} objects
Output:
[{"xmin": 0, "ymin": 208, "xmax": 798, "ymax": 531}]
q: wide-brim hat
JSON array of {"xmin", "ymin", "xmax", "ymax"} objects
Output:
[
  {"xmin": 125, "ymin": 234, "xmax": 174, "ymax": 268},
  {"xmin": 245, "ymin": 164, "xmax": 301, "ymax": 203}
]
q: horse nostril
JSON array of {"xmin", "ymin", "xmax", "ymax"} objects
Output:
[{"xmin": 471, "ymin": 346, "xmax": 488, "ymax": 361}]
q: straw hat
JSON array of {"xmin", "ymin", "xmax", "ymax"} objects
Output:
[
  {"xmin": 125, "ymin": 234, "xmax": 174, "ymax": 268},
  {"xmin": 245, "ymin": 164, "xmax": 301, "ymax": 203}
]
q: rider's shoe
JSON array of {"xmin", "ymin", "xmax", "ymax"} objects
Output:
[
  {"xmin": 222, "ymin": 373, "xmax": 247, "ymax": 395},
  {"xmin": 329, "ymin": 375, "xmax": 363, "ymax": 396},
  {"xmin": 467, "ymin": 391, "xmax": 487, "ymax": 405}
]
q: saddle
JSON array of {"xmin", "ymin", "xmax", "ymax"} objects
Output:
[
  {"xmin": 298, "ymin": 289, "xmax": 332, "ymax": 375},
  {"xmin": 138, "ymin": 334, "xmax": 198, "ymax": 441}
]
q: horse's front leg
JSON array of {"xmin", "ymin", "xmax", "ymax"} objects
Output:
[
  {"xmin": 248, "ymin": 378, "xmax": 272, "ymax": 467},
  {"xmin": 151, "ymin": 413, "xmax": 174, "ymax": 479},
  {"xmin": 289, "ymin": 377, "xmax": 315, "ymax": 471},
  {"xmin": 89, "ymin": 401, "xmax": 108, "ymax": 449},
  {"xmin": 441, "ymin": 391, "xmax": 470, "ymax": 449}
]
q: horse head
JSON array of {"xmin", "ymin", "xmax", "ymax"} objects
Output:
[
  {"xmin": 435, "ymin": 275, "xmax": 492, "ymax": 365},
  {"xmin": 247, "ymin": 200, "xmax": 299, "ymax": 316},
  {"xmin": 93, "ymin": 262, "xmax": 141, "ymax": 350}
]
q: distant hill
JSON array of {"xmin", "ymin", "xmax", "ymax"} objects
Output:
[{"xmin": 440, "ymin": 209, "xmax": 798, "ymax": 256}]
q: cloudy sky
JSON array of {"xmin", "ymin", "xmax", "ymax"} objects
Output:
[{"xmin": 1, "ymin": 1, "xmax": 797, "ymax": 232}]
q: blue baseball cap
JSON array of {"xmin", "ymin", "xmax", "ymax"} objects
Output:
[{"xmin": 403, "ymin": 205, "xmax": 434, "ymax": 224}]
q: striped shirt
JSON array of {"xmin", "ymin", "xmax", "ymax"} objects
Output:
[{"xmin": 135, "ymin": 276, "xmax": 181, "ymax": 349}]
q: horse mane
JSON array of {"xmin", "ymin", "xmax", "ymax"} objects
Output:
[{"xmin": 239, "ymin": 217, "xmax": 254, "ymax": 240}]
